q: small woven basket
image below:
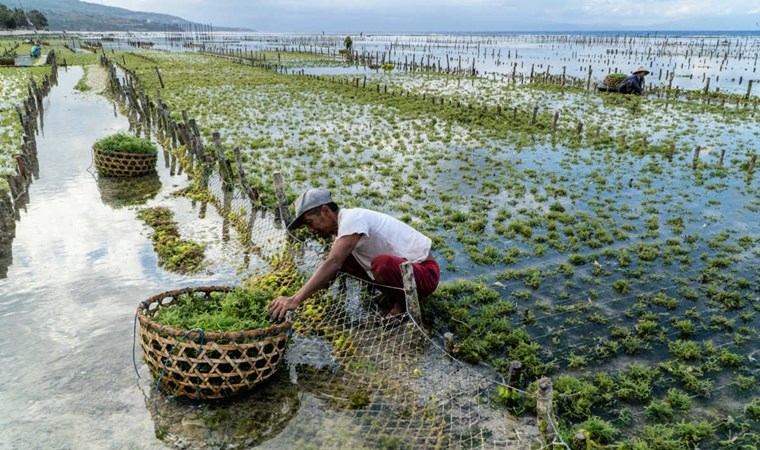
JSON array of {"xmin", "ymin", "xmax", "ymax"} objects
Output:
[
  {"xmin": 137, "ymin": 286, "xmax": 291, "ymax": 400},
  {"xmin": 603, "ymin": 73, "xmax": 627, "ymax": 88},
  {"xmin": 94, "ymin": 148, "xmax": 157, "ymax": 177}
]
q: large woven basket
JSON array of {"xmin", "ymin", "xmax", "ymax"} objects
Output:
[
  {"xmin": 137, "ymin": 286, "xmax": 291, "ymax": 400},
  {"xmin": 94, "ymin": 148, "xmax": 157, "ymax": 177}
]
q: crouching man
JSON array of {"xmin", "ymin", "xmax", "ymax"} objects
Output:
[{"xmin": 269, "ymin": 188, "xmax": 439, "ymax": 320}]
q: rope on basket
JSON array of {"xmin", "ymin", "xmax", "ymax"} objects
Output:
[{"xmin": 151, "ymin": 327, "xmax": 204, "ymax": 416}]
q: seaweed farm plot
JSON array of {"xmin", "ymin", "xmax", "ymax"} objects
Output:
[
  {"xmin": 316, "ymin": 70, "xmax": 760, "ymax": 161},
  {"xmin": 0, "ymin": 65, "xmax": 51, "ymax": 180},
  {"xmin": 144, "ymin": 275, "xmax": 541, "ymax": 449},
  {"xmin": 113, "ymin": 50, "xmax": 488, "ymax": 211},
  {"xmin": 102, "ymin": 37, "xmax": 760, "ymax": 447},
  {"xmin": 194, "ymin": 32, "xmax": 760, "ymax": 95}
]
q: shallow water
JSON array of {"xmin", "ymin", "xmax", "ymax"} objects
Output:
[
  {"xmin": 236, "ymin": 32, "xmax": 760, "ymax": 94},
  {"xmin": 0, "ymin": 66, "xmax": 248, "ymax": 449},
  {"xmin": 6, "ymin": 39, "xmax": 757, "ymax": 446},
  {"xmin": 70, "ymin": 31, "xmax": 760, "ymax": 94},
  {"xmin": 1, "ymin": 64, "xmax": 449, "ymax": 450}
]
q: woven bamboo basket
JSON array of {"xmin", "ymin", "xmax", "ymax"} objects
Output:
[
  {"xmin": 94, "ymin": 148, "xmax": 157, "ymax": 177},
  {"xmin": 137, "ymin": 286, "xmax": 291, "ymax": 400},
  {"xmin": 603, "ymin": 73, "xmax": 627, "ymax": 88}
]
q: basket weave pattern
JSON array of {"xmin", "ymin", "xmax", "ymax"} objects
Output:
[
  {"xmin": 137, "ymin": 286, "xmax": 290, "ymax": 400},
  {"xmin": 603, "ymin": 74, "xmax": 626, "ymax": 88},
  {"xmin": 94, "ymin": 149, "xmax": 157, "ymax": 177}
]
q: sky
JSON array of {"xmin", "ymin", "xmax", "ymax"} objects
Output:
[{"xmin": 88, "ymin": 0, "xmax": 760, "ymax": 32}]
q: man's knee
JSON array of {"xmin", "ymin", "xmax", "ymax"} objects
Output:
[
  {"xmin": 371, "ymin": 254, "xmax": 404, "ymax": 284},
  {"xmin": 415, "ymin": 259, "xmax": 440, "ymax": 298}
]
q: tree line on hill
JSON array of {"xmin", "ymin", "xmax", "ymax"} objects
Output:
[{"xmin": 0, "ymin": 3, "xmax": 48, "ymax": 30}]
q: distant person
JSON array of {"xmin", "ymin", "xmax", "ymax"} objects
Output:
[
  {"xmin": 344, "ymin": 35, "xmax": 353, "ymax": 52},
  {"xmin": 269, "ymin": 188, "xmax": 440, "ymax": 321},
  {"xmin": 618, "ymin": 66, "xmax": 650, "ymax": 95},
  {"xmin": 30, "ymin": 45, "xmax": 41, "ymax": 58}
]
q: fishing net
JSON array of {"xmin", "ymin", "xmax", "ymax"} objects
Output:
[
  {"xmin": 266, "ymin": 275, "xmax": 538, "ymax": 449},
  {"xmin": 158, "ymin": 164, "xmax": 544, "ymax": 449}
]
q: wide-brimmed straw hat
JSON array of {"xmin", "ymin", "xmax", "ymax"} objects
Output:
[{"xmin": 633, "ymin": 66, "xmax": 650, "ymax": 75}]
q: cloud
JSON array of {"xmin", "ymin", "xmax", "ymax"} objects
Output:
[
  {"xmin": 88, "ymin": 0, "xmax": 760, "ymax": 31},
  {"xmin": 582, "ymin": 0, "xmax": 756, "ymax": 20}
]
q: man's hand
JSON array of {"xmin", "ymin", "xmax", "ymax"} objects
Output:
[
  {"xmin": 268, "ymin": 234, "xmax": 362, "ymax": 321},
  {"xmin": 269, "ymin": 296, "xmax": 299, "ymax": 321}
]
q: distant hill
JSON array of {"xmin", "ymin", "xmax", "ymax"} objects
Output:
[{"xmin": 6, "ymin": 0, "xmax": 249, "ymax": 31}]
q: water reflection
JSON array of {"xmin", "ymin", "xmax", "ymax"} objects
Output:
[
  {"xmin": 0, "ymin": 140, "xmax": 40, "ymax": 279},
  {"xmin": 0, "ymin": 65, "xmax": 249, "ymax": 448},
  {"xmin": 96, "ymin": 173, "xmax": 162, "ymax": 209},
  {"xmin": 219, "ymin": 188, "xmax": 232, "ymax": 242},
  {"xmin": 140, "ymin": 331, "xmax": 349, "ymax": 449},
  {"xmin": 146, "ymin": 370, "xmax": 301, "ymax": 449},
  {"xmin": 0, "ymin": 198, "xmax": 13, "ymax": 278},
  {"xmin": 26, "ymin": 142, "xmax": 40, "ymax": 180}
]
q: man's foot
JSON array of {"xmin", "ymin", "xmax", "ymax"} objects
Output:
[{"xmin": 386, "ymin": 301, "xmax": 405, "ymax": 317}]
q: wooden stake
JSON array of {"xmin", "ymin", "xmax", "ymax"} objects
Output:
[
  {"xmin": 443, "ymin": 332, "xmax": 456, "ymax": 353},
  {"xmin": 573, "ymin": 432, "xmax": 588, "ymax": 449},
  {"xmin": 14, "ymin": 105, "xmax": 24, "ymax": 127},
  {"xmin": 188, "ymin": 119, "xmax": 206, "ymax": 163},
  {"xmin": 400, "ymin": 261, "xmax": 422, "ymax": 324},
  {"xmin": 507, "ymin": 360, "xmax": 523, "ymax": 387},
  {"xmin": 213, "ymin": 132, "xmax": 234, "ymax": 188},
  {"xmin": 273, "ymin": 171, "xmax": 292, "ymax": 226},
  {"xmin": 233, "ymin": 146, "xmax": 259, "ymax": 204},
  {"xmin": 536, "ymin": 377, "xmax": 557, "ymax": 446}
]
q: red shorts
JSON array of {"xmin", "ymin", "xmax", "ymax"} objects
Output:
[{"xmin": 370, "ymin": 254, "xmax": 440, "ymax": 297}]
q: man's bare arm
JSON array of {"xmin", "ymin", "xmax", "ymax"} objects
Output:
[{"xmin": 269, "ymin": 233, "xmax": 362, "ymax": 320}]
